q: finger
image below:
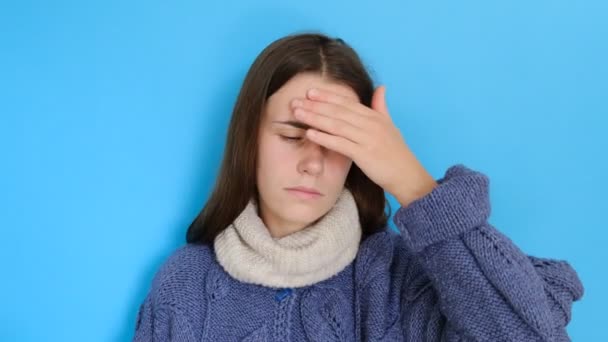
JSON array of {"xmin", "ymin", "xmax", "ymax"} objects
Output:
[
  {"xmin": 371, "ymin": 85, "xmax": 389, "ymax": 116},
  {"xmin": 294, "ymin": 108, "xmax": 365, "ymax": 145},
  {"xmin": 291, "ymin": 98, "xmax": 370, "ymax": 129},
  {"xmin": 306, "ymin": 128, "xmax": 358, "ymax": 159},
  {"xmin": 306, "ymin": 88, "xmax": 374, "ymax": 117}
]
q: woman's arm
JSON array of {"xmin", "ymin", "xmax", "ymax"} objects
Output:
[
  {"xmin": 132, "ymin": 292, "xmax": 196, "ymax": 342},
  {"xmin": 131, "ymin": 244, "xmax": 211, "ymax": 342},
  {"xmin": 393, "ymin": 164, "xmax": 584, "ymax": 341}
]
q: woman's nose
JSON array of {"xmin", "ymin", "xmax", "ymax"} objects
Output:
[{"xmin": 298, "ymin": 143, "xmax": 325, "ymax": 175}]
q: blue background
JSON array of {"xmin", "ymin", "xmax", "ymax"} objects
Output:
[{"xmin": 1, "ymin": 1, "xmax": 605, "ymax": 341}]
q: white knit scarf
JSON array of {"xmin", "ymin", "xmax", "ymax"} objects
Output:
[{"xmin": 213, "ymin": 187, "xmax": 362, "ymax": 288}]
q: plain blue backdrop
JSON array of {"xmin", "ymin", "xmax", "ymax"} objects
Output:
[{"xmin": 1, "ymin": 0, "xmax": 606, "ymax": 341}]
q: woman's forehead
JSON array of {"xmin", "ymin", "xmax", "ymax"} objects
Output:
[{"xmin": 270, "ymin": 73, "xmax": 359, "ymax": 105}]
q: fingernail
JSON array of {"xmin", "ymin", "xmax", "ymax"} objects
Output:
[
  {"xmin": 308, "ymin": 88, "xmax": 318, "ymax": 97},
  {"xmin": 292, "ymin": 99, "xmax": 303, "ymax": 107}
]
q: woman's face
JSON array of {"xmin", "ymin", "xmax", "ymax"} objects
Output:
[{"xmin": 256, "ymin": 72, "xmax": 358, "ymax": 238}]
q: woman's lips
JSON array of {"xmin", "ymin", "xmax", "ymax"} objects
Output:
[{"xmin": 286, "ymin": 189, "xmax": 323, "ymax": 199}]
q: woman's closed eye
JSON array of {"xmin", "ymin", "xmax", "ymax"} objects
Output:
[{"xmin": 280, "ymin": 135, "xmax": 303, "ymax": 142}]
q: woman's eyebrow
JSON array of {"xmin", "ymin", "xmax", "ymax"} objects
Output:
[{"xmin": 271, "ymin": 120, "xmax": 311, "ymax": 130}]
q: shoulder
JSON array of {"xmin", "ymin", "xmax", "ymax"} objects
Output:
[
  {"xmin": 353, "ymin": 230, "xmax": 434, "ymax": 339},
  {"xmin": 358, "ymin": 228, "xmax": 410, "ymax": 261},
  {"xmin": 355, "ymin": 229, "xmax": 408, "ymax": 285},
  {"xmin": 148, "ymin": 243, "xmax": 215, "ymax": 307},
  {"xmin": 356, "ymin": 229, "xmax": 431, "ymax": 296}
]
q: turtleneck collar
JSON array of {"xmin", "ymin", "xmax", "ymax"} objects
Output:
[{"xmin": 213, "ymin": 188, "xmax": 362, "ymax": 288}]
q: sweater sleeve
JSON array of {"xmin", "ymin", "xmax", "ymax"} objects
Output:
[
  {"xmin": 132, "ymin": 292, "xmax": 196, "ymax": 342},
  {"xmin": 393, "ymin": 164, "xmax": 584, "ymax": 341},
  {"xmin": 131, "ymin": 244, "xmax": 210, "ymax": 342}
]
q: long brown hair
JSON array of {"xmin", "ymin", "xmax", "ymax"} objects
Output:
[{"xmin": 186, "ymin": 32, "xmax": 391, "ymax": 245}]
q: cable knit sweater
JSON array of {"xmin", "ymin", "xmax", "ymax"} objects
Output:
[{"xmin": 132, "ymin": 164, "xmax": 584, "ymax": 341}]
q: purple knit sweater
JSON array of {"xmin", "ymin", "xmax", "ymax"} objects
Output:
[{"xmin": 132, "ymin": 164, "xmax": 584, "ymax": 341}]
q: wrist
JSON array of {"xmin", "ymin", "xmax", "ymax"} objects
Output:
[{"xmin": 394, "ymin": 169, "xmax": 437, "ymax": 208}]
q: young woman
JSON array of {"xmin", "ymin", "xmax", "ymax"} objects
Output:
[{"xmin": 133, "ymin": 33, "xmax": 584, "ymax": 341}]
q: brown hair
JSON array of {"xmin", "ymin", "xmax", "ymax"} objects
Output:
[{"xmin": 186, "ymin": 32, "xmax": 391, "ymax": 245}]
